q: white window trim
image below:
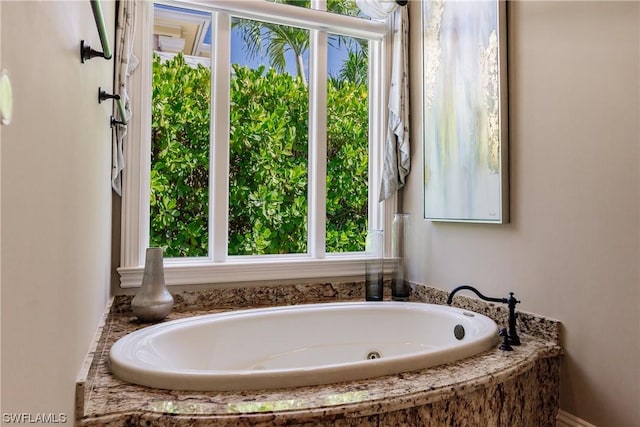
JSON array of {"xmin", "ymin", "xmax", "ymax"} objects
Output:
[{"xmin": 119, "ymin": 0, "xmax": 396, "ymax": 288}]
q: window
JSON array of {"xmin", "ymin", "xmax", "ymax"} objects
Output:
[{"xmin": 118, "ymin": 0, "xmax": 395, "ymax": 287}]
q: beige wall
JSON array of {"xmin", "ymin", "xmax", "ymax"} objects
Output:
[
  {"xmin": 1, "ymin": 0, "xmax": 113, "ymax": 423},
  {"xmin": 405, "ymin": 1, "xmax": 640, "ymax": 426}
]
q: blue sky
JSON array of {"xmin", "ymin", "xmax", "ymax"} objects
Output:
[
  {"xmin": 228, "ymin": 23, "xmax": 356, "ymax": 78},
  {"xmin": 155, "ymin": 3, "xmax": 353, "ymax": 78}
]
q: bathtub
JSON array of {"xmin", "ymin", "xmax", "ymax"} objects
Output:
[{"xmin": 109, "ymin": 301, "xmax": 498, "ymax": 391}]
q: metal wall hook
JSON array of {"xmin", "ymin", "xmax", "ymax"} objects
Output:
[
  {"xmin": 98, "ymin": 87, "xmax": 128, "ymax": 128},
  {"xmin": 111, "ymin": 116, "xmax": 126, "ymax": 128},
  {"xmin": 98, "ymin": 87, "xmax": 120, "ymax": 103},
  {"xmin": 81, "ymin": 40, "xmax": 110, "ymax": 63}
]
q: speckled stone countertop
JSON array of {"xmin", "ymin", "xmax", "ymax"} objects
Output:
[{"xmin": 75, "ymin": 282, "xmax": 561, "ymax": 426}]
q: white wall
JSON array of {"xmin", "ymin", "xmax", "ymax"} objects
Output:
[
  {"xmin": 1, "ymin": 1, "xmax": 113, "ymax": 423},
  {"xmin": 406, "ymin": 1, "xmax": 640, "ymax": 426}
]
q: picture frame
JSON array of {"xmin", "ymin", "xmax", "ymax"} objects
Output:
[{"xmin": 422, "ymin": 0, "xmax": 509, "ymax": 223}]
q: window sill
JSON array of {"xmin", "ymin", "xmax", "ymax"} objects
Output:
[{"xmin": 117, "ymin": 256, "xmax": 396, "ymax": 288}]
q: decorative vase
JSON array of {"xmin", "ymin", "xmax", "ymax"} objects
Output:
[
  {"xmin": 365, "ymin": 230, "xmax": 384, "ymax": 301},
  {"xmin": 131, "ymin": 247, "xmax": 174, "ymax": 322},
  {"xmin": 391, "ymin": 213, "xmax": 410, "ymax": 300}
]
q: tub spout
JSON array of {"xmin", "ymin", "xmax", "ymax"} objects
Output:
[{"xmin": 447, "ymin": 285, "xmax": 521, "ymax": 346}]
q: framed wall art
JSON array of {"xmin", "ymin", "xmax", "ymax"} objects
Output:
[{"xmin": 422, "ymin": 0, "xmax": 509, "ymax": 223}]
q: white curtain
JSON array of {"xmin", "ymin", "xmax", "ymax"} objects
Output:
[
  {"xmin": 356, "ymin": 0, "xmax": 400, "ymax": 20},
  {"xmin": 112, "ymin": 0, "xmax": 139, "ymax": 195},
  {"xmin": 357, "ymin": 0, "xmax": 410, "ymax": 201}
]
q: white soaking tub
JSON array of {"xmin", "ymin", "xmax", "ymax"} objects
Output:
[{"xmin": 109, "ymin": 301, "xmax": 499, "ymax": 391}]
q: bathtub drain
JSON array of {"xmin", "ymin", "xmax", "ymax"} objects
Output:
[{"xmin": 366, "ymin": 351, "xmax": 382, "ymax": 360}]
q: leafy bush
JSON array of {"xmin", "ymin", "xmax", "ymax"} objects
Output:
[
  {"xmin": 150, "ymin": 54, "xmax": 368, "ymax": 257},
  {"xmin": 228, "ymin": 66, "xmax": 309, "ymax": 255},
  {"xmin": 150, "ymin": 54, "xmax": 210, "ymax": 257},
  {"xmin": 326, "ymin": 80, "xmax": 369, "ymax": 252}
]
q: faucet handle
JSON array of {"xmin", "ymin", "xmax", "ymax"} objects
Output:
[
  {"xmin": 498, "ymin": 327, "xmax": 514, "ymax": 351},
  {"xmin": 507, "ymin": 292, "xmax": 520, "ymax": 305}
]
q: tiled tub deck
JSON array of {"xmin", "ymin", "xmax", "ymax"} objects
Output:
[{"xmin": 75, "ymin": 282, "xmax": 561, "ymax": 426}]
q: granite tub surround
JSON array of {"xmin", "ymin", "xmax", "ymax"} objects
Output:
[{"xmin": 76, "ymin": 282, "xmax": 562, "ymax": 426}]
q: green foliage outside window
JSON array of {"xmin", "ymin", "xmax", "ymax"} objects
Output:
[
  {"xmin": 229, "ymin": 65, "xmax": 309, "ymax": 255},
  {"xmin": 151, "ymin": 54, "xmax": 210, "ymax": 257},
  {"xmin": 150, "ymin": 54, "xmax": 368, "ymax": 257}
]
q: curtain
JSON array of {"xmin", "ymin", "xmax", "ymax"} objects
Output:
[
  {"xmin": 357, "ymin": 0, "xmax": 411, "ymax": 201},
  {"xmin": 356, "ymin": 0, "xmax": 399, "ymax": 20},
  {"xmin": 379, "ymin": 6, "xmax": 410, "ymax": 201},
  {"xmin": 112, "ymin": 0, "xmax": 139, "ymax": 195}
]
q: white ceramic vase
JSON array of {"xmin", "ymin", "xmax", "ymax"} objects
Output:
[{"xmin": 131, "ymin": 247, "xmax": 174, "ymax": 322}]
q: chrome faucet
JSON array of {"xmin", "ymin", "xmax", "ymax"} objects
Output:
[{"xmin": 447, "ymin": 285, "xmax": 521, "ymax": 346}]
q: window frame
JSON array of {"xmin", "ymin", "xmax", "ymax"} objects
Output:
[{"xmin": 118, "ymin": 0, "xmax": 397, "ymax": 288}]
